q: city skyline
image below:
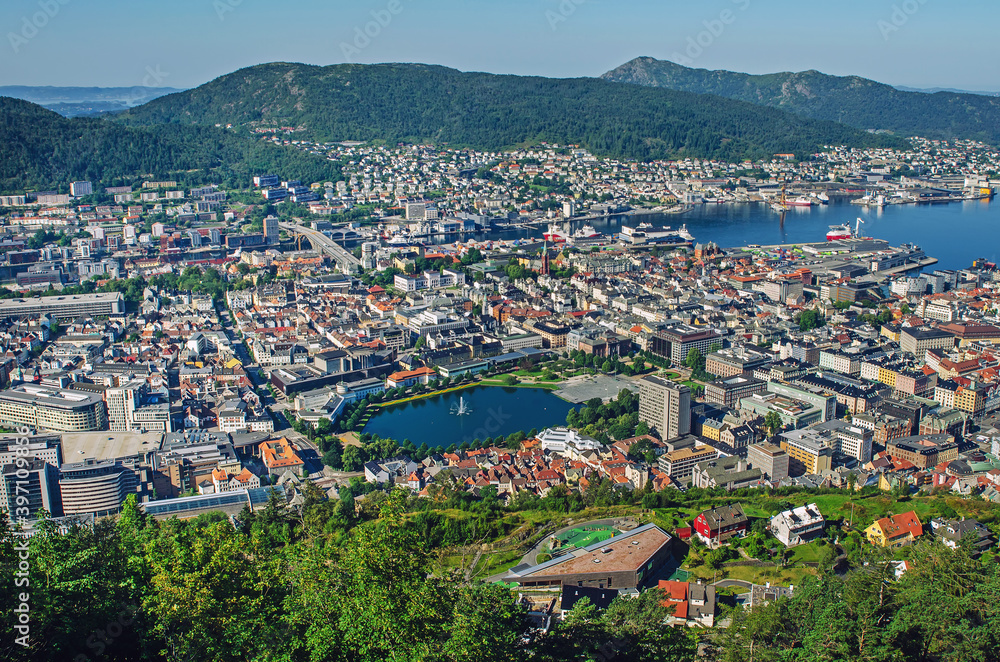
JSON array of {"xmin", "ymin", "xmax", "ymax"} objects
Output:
[{"xmin": 0, "ymin": 0, "xmax": 998, "ymax": 91}]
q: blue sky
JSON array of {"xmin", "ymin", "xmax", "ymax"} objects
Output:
[{"xmin": 0, "ymin": 0, "xmax": 996, "ymax": 91}]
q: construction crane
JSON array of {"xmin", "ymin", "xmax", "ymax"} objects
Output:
[{"xmin": 855, "ymin": 217, "xmax": 866, "ymax": 237}]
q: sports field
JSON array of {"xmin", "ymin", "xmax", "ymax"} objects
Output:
[{"xmin": 556, "ymin": 526, "xmax": 619, "ymax": 549}]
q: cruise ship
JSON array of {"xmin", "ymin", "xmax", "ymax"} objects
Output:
[{"xmin": 621, "ymin": 223, "xmax": 694, "ymax": 246}]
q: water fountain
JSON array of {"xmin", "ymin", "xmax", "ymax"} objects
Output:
[{"xmin": 450, "ymin": 395, "xmax": 473, "ymax": 416}]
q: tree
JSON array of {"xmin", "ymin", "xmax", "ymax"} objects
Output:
[
  {"xmin": 798, "ymin": 308, "xmax": 825, "ymax": 332},
  {"xmin": 764, "ymin": 411, "xmax": 783, "ymax": 438},
  {"xmin": 341, "ymin": 445, "xmax": 366, "ymax": 472}
]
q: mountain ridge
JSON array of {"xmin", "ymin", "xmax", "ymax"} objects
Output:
[
  {"xmin": 602, "ymin": 57, "xmax": 1000, "ymax": 143},
  {"xmin": 117, "ymin": 61, "xmax": 904, "ymax": 161}
]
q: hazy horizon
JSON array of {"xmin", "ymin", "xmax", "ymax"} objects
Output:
[{"xmin": 0, "ymin": 0, "xmax": 997, "ymax": 92}]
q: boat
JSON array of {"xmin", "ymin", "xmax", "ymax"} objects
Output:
[
  {"xmin": 826, "ymin": 224, "xmax": 854, "ymax": 241},
  {"xmin": 573, "ymin": 224, "xmax": 601, "ymax": 239},
  {"xmin": 814, "ymin": 192, "xmax": 830, "ymax": 204},
  {"xmin": 786, "ymin": 197, "xmax": 815, "ymax": 207},
  {"xmin": 827, "ymin": 218, "xmax": 869, "ymax": 242},
  {"xmin": 771, "ymin": 203, "xmax": 789, "ymax": 213},
  {"xmin": 543, "ymin": 223, "xmax": 569, "ymax": 243}
]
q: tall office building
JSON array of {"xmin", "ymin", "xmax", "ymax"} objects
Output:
[
  {"xmin": 1, "ymin": 458, "xmax": 61, "ymax": 516},
  {"xmin": 639, "ymin": 375, "xmax": 691, "ymax": 440},
  {"xmin": 263, "ymin": 216, "xmax": 280, "ymax": 244},
  {"xmin": 106, "ymin": 379, "xmax": 143, "ymax": 432}
]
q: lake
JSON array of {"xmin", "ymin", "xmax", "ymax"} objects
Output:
[
  {"xmin": 421, "ymin": 198, "xmax": 998, "ymax": 271},
  {"xmin": 362, "ymin": 385, "xmax": 577, "ymax": 449}
]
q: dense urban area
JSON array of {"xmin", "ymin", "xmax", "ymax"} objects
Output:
[{"xmin": 2, "ymin": 136, "xmax": 1000, "ymax": 662}]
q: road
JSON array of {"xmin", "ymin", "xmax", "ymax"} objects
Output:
[{"xmin": 280, "ymin": 221, "xmax": 361, "ymax": 272}]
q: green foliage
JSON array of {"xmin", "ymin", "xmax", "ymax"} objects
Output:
[
  {"xmin": 537, "ymin": 591, "xmax": 697, "ymax": 661},
  {"xmin": 0, "ymin": 97, "xmax": 342, "ymax": 193},
  {"xmin": 719, "ymin": 540, "xmax": 1000, "ymax": 661},
  {"xmin": 764, "ymin": 411, "xmax": 784, "ymax": 438},
  {"xmin": 797, "ymin": 308, "xmax": 826, "ymax": 331},
  {"xmin": 605, "ymin": 56, "xmax": 1000, "ymax": 143},
  {"xmin": 120, "ymin": 62, "xmax": 900, "ymax": 162}
]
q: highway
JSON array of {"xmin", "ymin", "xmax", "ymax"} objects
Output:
[{"xmin": 280, "ymin": 221, "xmax": 361, "ymax": 272}]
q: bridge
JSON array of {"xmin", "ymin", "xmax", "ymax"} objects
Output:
[{"xmin": 279, "ymin": 222, "xmax": 361, "ymax": 274}]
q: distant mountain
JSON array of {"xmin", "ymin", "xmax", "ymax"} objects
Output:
[
  {"xmin": 0, "ymin": 85, "xmax": 184, "ymax": 117},
  {"xmin": 895, "ymin": 86, "xmax": 1000, "ymax": 97},
  {"xmin": 119, "ymin": 62, "xmax": 903, "ymax": 162},
  {"xmin": 0, "ymin": 97, "xmax": 341, "ymax": 193},
  {"xmin": 602, "ymin": 57, "xmax": 1000, "ymax": 143}
]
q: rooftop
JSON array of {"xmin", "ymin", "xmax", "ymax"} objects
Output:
[{"xmin": 507, "ymin": 523, "xmax": 671, "ymax": 579}]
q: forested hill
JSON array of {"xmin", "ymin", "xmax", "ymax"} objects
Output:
[
  {"xmin": 0, "ymin": 97, "xmax": 341, "ymax": 193},
  {"xmin": 603, "ymin": 57, "xmax": 1000, "ymax": 143},
  {"xmin": 119, "ymin": 62, "xmax": 904, "ymax": 161}
]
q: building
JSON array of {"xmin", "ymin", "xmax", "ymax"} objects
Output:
[
  {"xmin": 865, "ymin": 511, "xmax": 923, "ymax": 548},
  {"xmin": 766, "ymin": 382, "xmax": 838, "ymax": 423},
  {"xmin": 657, "ymin": 580, "xmax": 716, "ymax": 628},
  {"xmin": 811, "ymin": 419, "xmax": 874, "ymax": 464},
  {"xmin": 900, "ymin": 327, "xmax": 954, "ymax": 356},
  {"xmin": 887, "ymin": 434, "xmax": 959, "ymax": 469},
  {"xmin": 58, "ymin": 459, "xmax": 144, "ymax": 517},
  {"xmin": 70, "ymin": 181, "xmax": 93, "ymax": 197},
  {"xmin": 504, "ymin": 523, "xmax": 673, "ymax": 590},
  {"xmin": 141, "ymin": 485, "xmax": 284, "ymax": 521},
  {"xmin": 154, "ymin": 437, "xmax": 241, "ymax": 498},
  {"xmin": 106, "ymin": 378, "xmax": 160, "ymax": 433},
  {"xmin": 658, "ymin": 445, "xmax": 718, "ymax": 483},
  {"xmin": 0, "ymin": 435, "xmax": 63, "ymax": 467},
  {"xmin": 0, "ymin": 384, "xmax": 107, "ymax": 432},
  {"xmin": 0, "ymin": 293, "xmax": 124, "ymax": 318},
  {"xmin": 690, "ymin": 456, "xmax": 762, "ymax": 491},
  {"xmin": 693, "ymin": 503, "xmax": 749, "ymax": 546},
  {"xmin": 386, "ymin": 367, "xmax": 438, "ymax": 389},
  {"xmin": 650, "ymin": 326, "xmax": 720, "ymax": 366},
  {"xmin": 706, "ymin": 347, "xmax": 773, "ymax": 378},
  {"xmin": 211, "ymin": 467, "xmax": 261, "ymax": 494},
  {"xmin": 538, "ymin": 427, "xmax": 603, "ymax": 455},
  {"xmin": 740, "ymin": 392, "xmax": 825, "ymax": 430},
  {"xmin": 704, "ymin": 376, "xmax": 766, "ymax": 409},
  {"xmin": 639, "ymin": 375, "xmax": 691, "ymax": 439},
  {"xmin": 393, "ymin": 270, "xmax": 466, "ymax": 293},
  {"xmin": 778, "ymin": 430, "xmax": 833, "ymax": 476},
  {"xmin": 263, "ymin": 216, "xmax": 280, "ymax": 244},
  {"xmin": 770, "ymin": 503, "xmax": 825, "ymax": 547},
  {"xmin": 0, "ymin": 458, "xmax": 61, "ymax": 517},
  {"xmin": 929, "ymin": 518, "xmax": 994, "ymax": 556},
  {"xmin": 746, "ymin": 442, "xmax": 790, "ymax": 481},
  {"xmin": 260, "ymin": 438, "xmax": 304, "ymax": 475},
  {"xmin": 560, "ymin": 585, "xmax": 619, "ymax": 615}
]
